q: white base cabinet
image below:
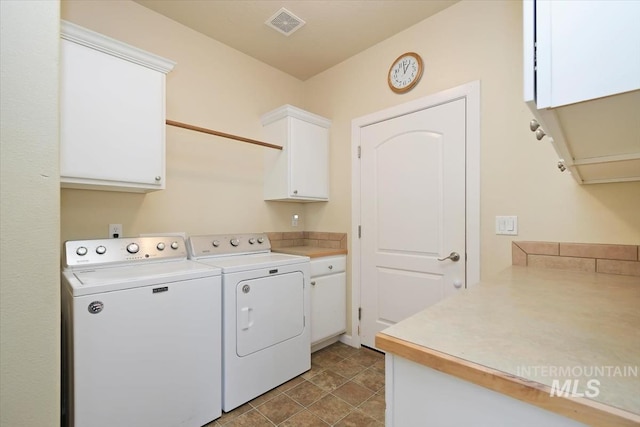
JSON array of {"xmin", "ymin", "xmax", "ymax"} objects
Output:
[
  {"xmin": 60, "ymin": 21, "xmax": 175, "ymax": 193},
  {"xmin": 385, "ymin": 354, "xmax": 587, "ymax": 427},
  {"xmin": 310, "ymin": 255, "xmax": 346, "ymax": 345},
  {"xmin": 261, "ymin": 105, "xmax": 331, "ymax": 202}
]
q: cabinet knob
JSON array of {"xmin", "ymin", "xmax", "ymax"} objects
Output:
[
  {"xmin": 155, "ymin": 176, "xmax": 162, "ymax": 181},
  {"xmin": 529, "ymin": 119, "xmax": 540, "ymax": 132},
  {"xmin": 557, "ymin": 160, "xmax": 567, "ymax": 172},
  {"xmin": 293, "ymin": 190, "xmax": 298, "ymax": 195},
  {"xmin": 311, "ymin": 281, "xmax": 316, "ymax": 286},
  {"xmin": 535, "ymin": 128, "xmax": 546, "ymax": 140},
  {"xmin": 328, "ymin": 265, "xmax": 333, "ymax": 270}
]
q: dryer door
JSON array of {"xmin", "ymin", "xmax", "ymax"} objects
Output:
[{"xmin": 236, "ymin": 271, "xmax": 305, "ymax": 357}]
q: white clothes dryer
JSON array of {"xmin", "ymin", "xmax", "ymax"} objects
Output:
[
  {"xmin": 188, "ymin": 233, "xmax": 310, "ymax": 412},
  {"xmin": 61, "ymin": 236, "xmax": 222, "ymax": 427}
]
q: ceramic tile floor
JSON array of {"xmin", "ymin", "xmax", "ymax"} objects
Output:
[{"xmin": 206, "ymin": 342, "xmax": 385, "ymax": 426}]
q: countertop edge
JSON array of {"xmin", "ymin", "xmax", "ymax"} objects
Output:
[
  {"xmin": 376, "ymin": 333, "xmax": 640, "ymax": 427},
  {"xmin": 272, "ymin": 246, "xmax": 347, "ymax": 258}
]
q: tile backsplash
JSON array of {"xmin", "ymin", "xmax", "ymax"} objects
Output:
[
  {"xmin": 512, "ymin": 241, "xmax": 640, "ymax": 277},
  {"xmin": 267, "ymin": 231, "xmax": 347, "ymax": 250}
]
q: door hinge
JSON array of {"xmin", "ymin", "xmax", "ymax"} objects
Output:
[
  {"xmin": 358, "ymin": 225, "xmax": 361, "ymax": 238},
  {"xmin": 358, "ymin": 307, "xmax": 362, "ymax": 320},
  {"xmin": 357, "ymin": 146, "xmax": 361, "ymax": 159}
]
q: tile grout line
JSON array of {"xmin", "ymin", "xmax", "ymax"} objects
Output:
[{"xmin": 214, "ymin": 343, "xmax": 385, "ymax": 426}]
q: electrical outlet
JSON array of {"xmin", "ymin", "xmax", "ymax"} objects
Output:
[
  {"xmin": 109, "ymin": 224, "xmax": 123, "ymax": 238},
  {"xmin": 291, "ymin": 214, "xmax": 299, "ymax": 227}
]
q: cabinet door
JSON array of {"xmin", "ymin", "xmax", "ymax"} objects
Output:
[
  {"xmin": 60, "ymin": 40, "xmax": 165, "ymax": 190},
  {"xmin": 310, "ymin": 272, "xmax": 346, "ymax": 344},
  {"xmin": 536, "ymin": 0, "xmax": 640, "ymax": 108},
  {"xmin": 289, "ymin": 118, "xmax": 328, "ymax": 199}
]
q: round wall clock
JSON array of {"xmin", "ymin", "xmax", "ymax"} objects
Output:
[{"xmin": 388, "ymin": 52, "xmax": 423, "ymax": 93}]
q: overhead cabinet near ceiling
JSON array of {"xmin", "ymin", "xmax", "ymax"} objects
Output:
[
  {"xmin": 261, "ymin": 105, "xmax": 331, "ymax": 202},
  {"xmin": 523, "ymin": 0, "xmax": 640, "ymax": 184},
  {"xmin": 60, "ymin": 21, "xmax": 175, "ymax": 192}
]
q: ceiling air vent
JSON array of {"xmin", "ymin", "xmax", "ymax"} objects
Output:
[{"xmin": 265, "ymin": 7, "xmax": 305, "ymax": 36}]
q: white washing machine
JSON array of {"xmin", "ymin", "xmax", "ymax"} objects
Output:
[
  {"xmin": 187, "ymin": 233, "xmax": 310, "ymax": 412},
  {"xmin": 61, "ymin": 236, "xmax": 222, "ymax": 427}
]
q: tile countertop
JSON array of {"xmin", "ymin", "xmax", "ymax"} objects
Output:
[
  {"xmin": 271, "ymin": 246, "xmax": 347, "ymax": 258},
  {"xmin": 376, "ymin": 266, "xmax": 640, "ymax": 427}
]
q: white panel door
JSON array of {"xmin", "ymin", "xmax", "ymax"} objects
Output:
[{"xmin": 360, "ymin": 98, "xmax": 466, "ymax": 349}]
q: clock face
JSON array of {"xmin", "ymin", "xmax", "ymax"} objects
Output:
[{"xmin": 388, "ymin": 52, "xmax": 423, "ymax": 93}]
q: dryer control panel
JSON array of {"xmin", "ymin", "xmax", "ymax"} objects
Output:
[
  {"xmin": 188, "ymin": 233, "xmax": 271, "ymax": 258},
  {"xmin": 64, "ymin": 236, "xmax": 187, "ymax": 268}
]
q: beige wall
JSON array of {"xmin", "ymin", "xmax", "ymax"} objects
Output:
[
  {"xmin": 303, "ymin": 0, "xmax": 640, "ymax": 281},
  {"xmin": 60, "ymin": 0, "xmax": 308, "ymax": 242},
  {"xmin": 61, "ymin": 0, "xmax": 640, "ymax": 270},
  {"xmin": 0, "ymin": 1, "xmax": 61, "ymax": 426},
  {"xmin": 2, "ymin": 1, "xmax": 635, "ymax": 424},
  {"xmin": 60, "ymin": 0, "xmax": 639, "ymax": 342}
]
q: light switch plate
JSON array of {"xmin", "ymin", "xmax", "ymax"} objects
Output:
[{"xmin": 495, "ymin": 216, "xmax": 518, "ymax": 235}]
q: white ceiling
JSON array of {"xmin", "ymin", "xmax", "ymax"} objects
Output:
[{"xmin": 133, "ymin": 0, "xmax": 459, "ymax": 81}]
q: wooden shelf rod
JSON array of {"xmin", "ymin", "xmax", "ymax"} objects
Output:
[{"xmin": 166, "ymin": 119, "xmax": 282, "ymax": 150}]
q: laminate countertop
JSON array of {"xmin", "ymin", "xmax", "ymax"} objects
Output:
[
  {"xmin": 376, "ymin": 266, "xmax": 640, "ymax": 427},
  {"xmin": 272, "ymin": 246, "xmax": 347, "ymax": 258}
]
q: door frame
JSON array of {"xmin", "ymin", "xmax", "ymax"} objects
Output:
[{"xmin": 348, "ymin": 80, "xmax": 481, "ymax": 348}]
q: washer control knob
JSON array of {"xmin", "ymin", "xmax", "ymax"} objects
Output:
[
  {"xmin": 76, "ymin": 246, "xmax": 88, "ymax": 256},
  {"xmin": 212, "ymin": 240, "xmax": 220, "ymax": 247},
  {"xmin": 248, "ymin": 238, "xmax": 256, "ymax": 244},
  {"xmin": 230, "ymin": 238, "xmax": 240, "ymax": 247},
  {"xmin": 257, "ymin": 237, "xmax": 265, "ymax": 244},
  {"xmin": 126, "ymin": 243, "xmax": 139, "ymax": 254},
  {"xmin": 95, "ymin": 245, "xmax": 107, "ymax": 255},
  {"xmin": 157, "ymin": 242, "xmax": 165, "ymax": 251},
  {"xmin": 170, "ymin": 241, "xmax": 179, "ymax": 250}
]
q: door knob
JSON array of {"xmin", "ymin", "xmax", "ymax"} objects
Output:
[{"xmin": 438, "ymin": 252, "xmax": 460, "ymax": 262}]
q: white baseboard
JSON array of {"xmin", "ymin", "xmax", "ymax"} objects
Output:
[
  {"xmin": 338, "ymin": 334, "xmax": 359, "ymax": 348},
  {"xmin": 311, "ymin": 336, "xmax": 341, "ymax": 353}
]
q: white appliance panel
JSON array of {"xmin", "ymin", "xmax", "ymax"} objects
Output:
[
  {"xmin": 221, "ymin": 262, "xmax": 310, "ymax": 412},
  {"xmin": 236, "ymin": 271, "xmax": 304, "ymax": 357},
  {"xmin": 187, "ymin": 233, "xmax": 311, "ymax": 413},
  {"xmin": 69, "ymin": 275, "xmax": 221, "ymax": 427},
  {"xmin": 67, "ymin": 260, "xmax": 217, "ymax": 295},
  {"xmin": 209, "ymin": 253, "xmax": 308, "ymax": 273}
]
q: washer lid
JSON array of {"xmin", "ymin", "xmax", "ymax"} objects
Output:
[
  {"xmin": 194, "ymin": 252, "xmax": 309, "ymax": 274},
  {"xmin": 63, "ymin": 260, "xmax": 221, "ymax": 296}
]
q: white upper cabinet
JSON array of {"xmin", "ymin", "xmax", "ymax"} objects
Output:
[
  {"xmin": 261, "ymin": 105, "xmax": 331, "ymax": 202},
  {"xmin": 523, "ymin": 0, "xmax": 640, "ymax": 184},
  {"xmin": 60, "ymin": 21, "xmax": 175, "ymax": 192}
]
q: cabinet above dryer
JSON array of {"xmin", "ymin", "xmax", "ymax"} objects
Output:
[
  {"xmin": 60, "ymin": 21, "xmax": 175, "ymax": 193},
  {"xmin": 261, "ymin": 105, "xmax": 331, "ymax": 202},
  {"xmin": 523, "ymin": 0, "xmax": 640, "ymax": 184}
]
